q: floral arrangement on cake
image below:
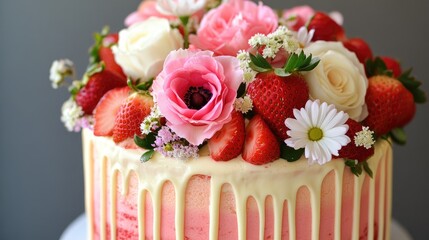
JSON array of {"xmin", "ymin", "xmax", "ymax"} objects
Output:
[{"xmin": 50, "ymin": 0, "xmax": 425, "ymax": 177}]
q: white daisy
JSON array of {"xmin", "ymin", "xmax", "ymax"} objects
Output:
[
  {"xmin": 285, "ymin": 100, "xmax": 350, "ymax": 165},
  {"xmin": 297, "ymin": 27, "xmax": 315, "ymax": 48}
]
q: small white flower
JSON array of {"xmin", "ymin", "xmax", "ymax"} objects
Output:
[
  {"xmin": 234, "ymin": 95, "xmax": 253, "ymax": 113},
  {"xmin": 236, "ymin": 50, "xmax": 257, "ymax": 83},
  {"xmin": 49, "ymin": 59, "xmax": 74, "ymax": 89},
  {"xmin": 140, "ymin": 105, "xmax": 162, "ymax": 135},
  {"xmin": 285, "ymin": 100, "xmax": 350, "ymax": 165},
  {"xmin": 248, "ymin": 33, "xmax": 268, "ymax": 48},
  {"xmin": 354, "ymin": 126, "xmax": 375, "ymax": 149},
  {"xmin": 249, "ymin": 26, "xmax": 300, "ymax": 59},
  {"xmin": 156, "ymin": 0, "xmax": 207, "ymax": 17},
  {"xmin": 297, "ymin": 27, "xmax": 315, "ymax": 48},
  {"xmin": 61, "ymin": 98, "xmax": 84, "ymax": 132}
]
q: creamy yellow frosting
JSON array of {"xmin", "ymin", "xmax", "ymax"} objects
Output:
[{"xmin": 82, "ymin": 128, "xmax": 392, "ymax": 240}]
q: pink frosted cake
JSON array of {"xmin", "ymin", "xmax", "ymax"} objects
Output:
[{"xmin": 51, "ymin": 0, "xmax": 425, "ymax": 239}]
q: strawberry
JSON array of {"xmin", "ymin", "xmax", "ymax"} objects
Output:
[
  {"xmin": 337, "ymin": 119, "xmax": 374, "ymax": 162},
  {"xmin": 247, "ymin": 72, "xmax": 309, "ymax": 140},
  {"xmin": 93, "ymin": 86, "xmax": 130, "ymax": 136},
  {"xmin": 364, "ymin": 75, "xmax": 416, "ymax": 136},
  {"xmin": 99, "ymin": 33, "xmax": 127, "ymax": 80},
  {"xmin": 208, "ymin": 110, "xmax": 245, "ymax": 161},
  {"xmin": 342, "ymin": 38, "xmax": 373, "ymax": 65},
  {"xmin": 242, "ymin": 115, "xmax": 280, "ymax": 165},
  {"xmin": 75, "ymin": 70, "xmax": 127, "ymax": 114},
  {"xmin": 307, "ymin": 12, "xmax": 346, "ymax": 41},
  {"xmin": 112, "ymin": 93, "xmax": 154, "ymax": 143},
  {"xmin": 380, "ymin": 56, "xmax": 402, "ymax": 78}
]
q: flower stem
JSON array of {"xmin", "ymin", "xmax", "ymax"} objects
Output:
[{"xmin": 179, "ymin": 16, "xmax": 190, "ymax": 49}]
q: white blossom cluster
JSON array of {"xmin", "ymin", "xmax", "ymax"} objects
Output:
[
  {"xmin": 61, "ymin": 98, "xmax": 84, "ymax": 132},
  {"xmin": 354, "ymin": 126, "xmax": 375, "ymax": 149},
  {"xmin": 140, "ymin": 105, "xmax": 162, "ymax": 135},
  {"xmin": 49, "ymin": 59, "xmax": 75, "ymax": 89},
  {"xmin": 248, "ymin": 26, "xmax": 300, "ymax": 59},
  {"xmin": 234, "ymin": 95, "xmax": 253, "ymax": 114},
  {"xmin": 236, "ymin": 50, "xmax": 257, "ymax": 83}
]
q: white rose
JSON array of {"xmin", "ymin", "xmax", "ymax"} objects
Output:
[
  {"xmin": 303, "ymin": 41, "xmax": 368, "ymax": 121},
  {"xmin": 113, "ymin": 17, "xmax": 183, "ymax": 82}
]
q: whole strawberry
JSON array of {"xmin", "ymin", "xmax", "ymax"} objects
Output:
[
  {"xmin": 308, "ymin": 12, "xmax": 346, "ymax": 41},
  {"xmin": 99, "ymin": 33, "xmax": 127, "ymax": 80},
  {"xmin": 342, "ymin": 38, "xmax": 373, "ymax": 64},
  {"xmin": 364, "ymin": 75, "xmax": 416, "ymax": 136},
  {"xmin": 208, "ymin": 110, "xmax": 245, "ymax": 161},
  {"xmin": 242, "ymin": 115, "xmax": 280, "ymax": 165},
  {"xmin": 113, "ymin": 92, "xmax": 154, "ymax": 143},
  {"xmin": 338, "ymin": 119, "xmax": 374, "ymax": 162},
  {"xmin": 247, "ymin": 72, "xmax": 309, "ymax": 140},
  {"xmin": 380, "ymin": 56, "xmax": 402, "ymax": 78},
  {"xmin": 75, "ymin": 70, "xmax": 127, "ymax": 114}
]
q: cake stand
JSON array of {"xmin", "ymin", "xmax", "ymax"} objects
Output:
[{"xmin": 60, "ymin": 213, "xmax": 413, "ymax": 240}]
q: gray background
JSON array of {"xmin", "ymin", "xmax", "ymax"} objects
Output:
[{"xmin": 1, "ymin": 0, "xmax": 428, "ymax": 239}]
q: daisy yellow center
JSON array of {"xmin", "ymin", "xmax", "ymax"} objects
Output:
[{"xmin": 308, "ymin": 127, "xmax": 323, "ymax": 141}]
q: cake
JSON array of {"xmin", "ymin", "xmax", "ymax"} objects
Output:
[{"xmin": 50, "ymin": 0, "xmax": 426, "ymax": 239}]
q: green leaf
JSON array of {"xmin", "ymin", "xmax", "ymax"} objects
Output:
[
  {"xmin": 140, "ymin": 150, "xmax": 155, "ymax": 163},
  {"xmin": 362, "ymin": 161, "xmax": 373, "ymax": 178},
  {"xmin": 280, "ymin": 143, "xmax": 304, "ymax": 162},
  {"xmin": 136, "ymin": 78, "xmax": 154, "ymax": 91},
  {"xmin": 398, "ymin": 68, "xmax": 427, "ymax": 103},
  {"xmin": 283, "ymin": 52, "xmax": 299, "ymax": 73},
  {"xmin": 345, "ymin": 159, "xmax": 356, "ymax": 167},
  {"xmin": 299, "ymin": 57, "xmax": 320, "ymax": 71},
  {"xmin": 88, "ymin": 26, "xmax": 110, "ymax": 66},
  {"xmin": 134, "ymin": 133, "xmax": 156, "ymax": 149},
  {"xmin": 390, "ymin": 128, "xmax": 407, "ymax": 145},
  {"xmin": 365, "ymin": 57, "xmax": 393, "ymax": 77},
  {"xmin": 249, "ymin": 62, "xmax": 272, "ymax": 73},
  {"xmin": 249, "ymin": 53, "xmax": 272, "ymax": 71},
  {"xmin": 274, "ymin": 68, "xmax": 290, "ymax": 77},
  {"xmin": 236, "ymin": 82, "xmax": 246, "ymax": 98}
]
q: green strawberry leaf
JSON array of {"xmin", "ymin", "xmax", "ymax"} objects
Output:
[
  {"xmin": 362, "ymin": 161, "xmax": 373, "ymax": 178},
  {"xmin": 273, "ymin": 68, "xmax": 290, "ymax": 77},
  {"xmin": 134, "ymin": 133, "xmax": 156, "ymax": 150},
  {"xmin": 398, "ymin": 68, "xmax": 427, "ymax": 103},
  {"xmin": 365, "ymin": 57, "xmax": 393, "ymax": 77},
  {"xmin": 140, "ymin": 149, "xmax": 155, "ymax": 163},
  {"xmin": 280, "ymin": 143, "xmax": 304, "ymax": 162},
  {"xmin": 136, "ymin": 78, "xmax": 154, "ymax": 91},
  {"xmin": 280, "ymin": 51, "xmax": 320, "ymax": 76},
  {"xmin": 390, "ymin": 128, "xmax": 407, "ymax": 145},
  {"xmin": 88, "ymin": 26, "xmax": 110, "ymax": 66},
  {"xmin": 249, "ymin": 53, "xmax": 273, "ymax": 72}
]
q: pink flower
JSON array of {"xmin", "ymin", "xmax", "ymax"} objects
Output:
[
  {"xmin": 282, "ymin": 5, "xmax": 315, "ymax": 31},
  {"xmin": 190, "ymin": 0, "xmax": 278, "ymax": 56},
  {"xmin": 152, "ymin": 49, "xmax": 243, "ymax": 145},
  {"xmin": 125, "ymin": 0, "xmax": 176, "ymax": 27}
]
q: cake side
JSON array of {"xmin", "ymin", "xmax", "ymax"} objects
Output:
[{"xmin": 83, "ymin": 128, "xmax": 392, "ymax": 240}]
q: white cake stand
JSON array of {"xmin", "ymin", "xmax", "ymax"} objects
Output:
[{"xmin": 60, "ymin": 213, "xmax": 413, "ymax": 240}]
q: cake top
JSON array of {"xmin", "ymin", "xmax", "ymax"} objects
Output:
[{"xmin": 50, "ymin": 0, "xmax": 425, "ymax": 177}]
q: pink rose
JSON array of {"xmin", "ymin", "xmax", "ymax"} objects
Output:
[
  {"xmin": 125, "ymin": 0, "xmax": 176, "ymax": 27},
  {"xmin": 152, "ymin": 49, "xmax": 242, "ymax": 145},
  {"xmin": 190, "ymin": 0, "xmax": 278, "ymax": 56},
  {"xmin": 282, "ymin": 5, "xmax": 315, "ymax": 31}
]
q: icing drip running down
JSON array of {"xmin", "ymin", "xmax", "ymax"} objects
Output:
[{"xmin": 83, "ymin": 129, "xmax": 392, "ymax": 240}]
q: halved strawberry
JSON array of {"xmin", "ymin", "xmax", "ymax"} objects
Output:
[
  {"xmin": 247, "ymin": 72, "xmax": 309, "ymax": 140},
  {"xmin": 308, "ymin": 12, "xmax": 346, "ymax": 41},
  {"xmin": 112, "ymin": 93, "xmax": 154, "ymax": 143},
  {"xmin": 75, "ymin": 70, "xmax": 127, "ymax": 114},
  {"xmin": 99, "ymin": 33, "xmax": 127, "ymax": 80},
  {"xmin": 93, "ymin": 86, "xmax": 130, "ymax": 136},
  {"xmin": 242, "ymin": 115, "xmax": 280, "ymax": 165},
  {"xmin": 337, "ymin": 119, "xmax": 374, "ymax": 162},
  {"xmin": 342, "ymin": 38, "xmax": 373, "ymax": 64},
  {"xmin": 208, "ymin": 111, "xmax": 245, "ymax": 161}
]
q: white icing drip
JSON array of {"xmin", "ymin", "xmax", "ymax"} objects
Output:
[{"xmin": 82, "ymin": 129, "xmax": 392, "ymax": 240}]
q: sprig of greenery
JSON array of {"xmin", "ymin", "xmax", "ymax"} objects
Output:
[
  {"xmin": 88, "ymin": 26, "xmax": 110, "ymax": 66},
  {"xmin": 248, "ymin": 51, "xmax": 320, "ymax": 77},
  {"xmin": 398, "ymin": 69, "xmax": 427, "ymax": 103},
  {"xmin": 134, "ymin": 133, "xmax": 157, "ymax": 162},
  {"xmin": 345, "ymin": 159, "xmax": 373, "ymax": 178}
]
